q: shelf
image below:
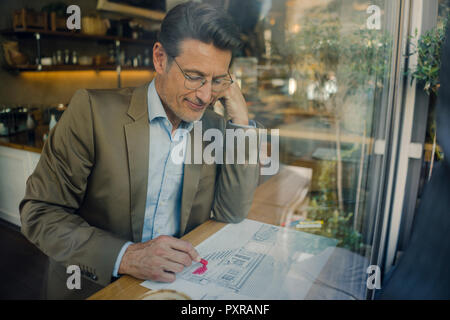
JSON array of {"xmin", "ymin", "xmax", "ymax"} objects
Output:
[
  {"xmin": 8, "ymin": 64, "xmax": 154, "ymax": 72},
  {"xmin": 0, "ymin": 28, "xmax": 156, "ymax": 45},
  {"xmin": 1, "ymin": 28, "xmax": 155, "ymax": 85}
]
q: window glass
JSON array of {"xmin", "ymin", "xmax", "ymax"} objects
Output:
[{"xmin": 225, "ymin": 0, "xmax": 400, "ymax": 299}]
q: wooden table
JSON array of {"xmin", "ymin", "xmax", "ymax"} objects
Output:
[{"xmin": 88, "ymin": 165, "xmax": 312, "ymax": 300}]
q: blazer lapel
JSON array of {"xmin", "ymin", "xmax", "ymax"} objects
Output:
[
  {"xmin": 125, "ymin": 83, "xmax": 150, "ymax": 242},
  {"xmin": 180, "ymin": 126, "xmax": 203, "ymax": 236}
]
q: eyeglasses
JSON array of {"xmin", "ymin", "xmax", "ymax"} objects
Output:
[{"xmin": 170, "ymin": 57, "xmax": 233, "ymax": 93}]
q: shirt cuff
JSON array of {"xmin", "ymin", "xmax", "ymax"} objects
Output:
[
  {"xmin": 227, "ymin": 119, "xmax": 257, "ymax": 129},
  {"xmin": 112, "ymin": 241, "xmax": 133, "ymax": 277}
]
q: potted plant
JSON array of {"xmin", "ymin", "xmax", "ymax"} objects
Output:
[{"xmin": 407, "ymin": 19, "xmax": 448, "ymax": 177}]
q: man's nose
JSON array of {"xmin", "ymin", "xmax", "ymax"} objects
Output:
[{"xmin": 195, "ymin": 81, "xmax": 213, "ymax": 104}]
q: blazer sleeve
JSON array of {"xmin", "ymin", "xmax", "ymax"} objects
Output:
[
  {"xmin": 19, "ymin": 89, "xmax": 127, "ymax": 287},
  {"xmin": 211, "ymin": 119, "xmax": 262, "ymax": 223}
]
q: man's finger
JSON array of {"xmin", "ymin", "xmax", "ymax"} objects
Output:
[
  {"xmin": 156, "ymin": 271, "xmax": 176, "ymax": 283},
  {"xmin": 165, "ymin": 250, "xmax": 193, "ymax": 267},
  {"xmin": 184, "ymin": 247, "xmax": 201, "ymax": 263},
  {"xmin": 165, "ymin": 237, "xmax": 201, "ymax": 262},
  {"xmin": 161, "ymin": 260, "xmax": 185, "ymax": 274}
]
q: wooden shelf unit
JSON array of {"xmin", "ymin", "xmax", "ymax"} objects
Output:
[
  {"xmin": 0, "ymin": 28, "xmax": 156, "ymax": 45},
  {"xmin": 1, "ymin": 28, "xmax": 156, "ymax": 86},
  {"xmin": 9, "ymin": 64, "xmax": 154, "ymax": 72}
]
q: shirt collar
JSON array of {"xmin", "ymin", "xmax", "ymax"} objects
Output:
[
  {"xmin": 147, "ymin": 79, "xmax": 194, "ymax": 132},
  {"xmin": 147, "ymin": 79, "xmax": 168, "ymax": 122}
]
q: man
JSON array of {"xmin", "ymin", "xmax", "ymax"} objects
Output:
[{"xmin": 19, "ymin": 2, "xmax": 260, "ymax": 299}]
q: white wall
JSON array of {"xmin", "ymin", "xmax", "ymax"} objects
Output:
[{"xmin": 0, "ymin": 146, "xmax": 40, "ymax": 226}]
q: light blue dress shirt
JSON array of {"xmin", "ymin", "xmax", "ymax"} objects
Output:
[{"xmin": 112, "ymin": 80, "xmax": 255, "ymax": 277}]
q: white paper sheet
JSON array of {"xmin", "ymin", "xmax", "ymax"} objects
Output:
[{"xmin": 140, "ymin": 219, "xmax": 338, "ymax": 299}]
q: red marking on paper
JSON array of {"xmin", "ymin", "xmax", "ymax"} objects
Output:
[
  {"xmin": 193, "ymin": 259, "xmax": 208, "ymax": 275},
  {"xmin": 193, "ymin": 265, "xmax": 207, "ymax": 275}
]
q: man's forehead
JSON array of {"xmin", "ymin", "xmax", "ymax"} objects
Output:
[{"xmin": 177, "ymin": 39, "xmax": 232, "ymax": 74}]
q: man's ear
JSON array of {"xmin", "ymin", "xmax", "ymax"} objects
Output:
[{"xmin": 153, "ymin": 42, "xmax": 167, "ymax": 75}]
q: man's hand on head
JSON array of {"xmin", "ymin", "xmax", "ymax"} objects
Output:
[
  {"xmin": 218, "ymin": 76, "xmax": 249, "ymax": 126},
  {"xmin": 118, "ymin": 235, "xmax": 201, "ymax": 282}
]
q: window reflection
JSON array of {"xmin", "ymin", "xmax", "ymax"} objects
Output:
[{"xmin": 222, "ymin": 0, "xmax": 398, "ymax": 299}]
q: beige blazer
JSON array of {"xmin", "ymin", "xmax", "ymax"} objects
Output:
[{"xmin": 19, "ymin": 83, "xmax": 260, "ymax": 299}]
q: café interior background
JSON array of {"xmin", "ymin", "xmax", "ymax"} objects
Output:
[{"xmin": 0, "ymin": 0, "xmax": 161, "ymax": 105}]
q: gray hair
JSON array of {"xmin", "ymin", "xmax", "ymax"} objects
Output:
[{"xmin": 157, "ymin": 1, "xmax": 241, "ymax": 61}]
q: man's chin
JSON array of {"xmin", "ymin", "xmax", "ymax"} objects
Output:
[
  {"xmin": 185, "ymin": 111, "xmax": 205, "ymax": 123},
  {"xmin": 182, "ymin": 106, "xmax": 208, "ymax": 122}
]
